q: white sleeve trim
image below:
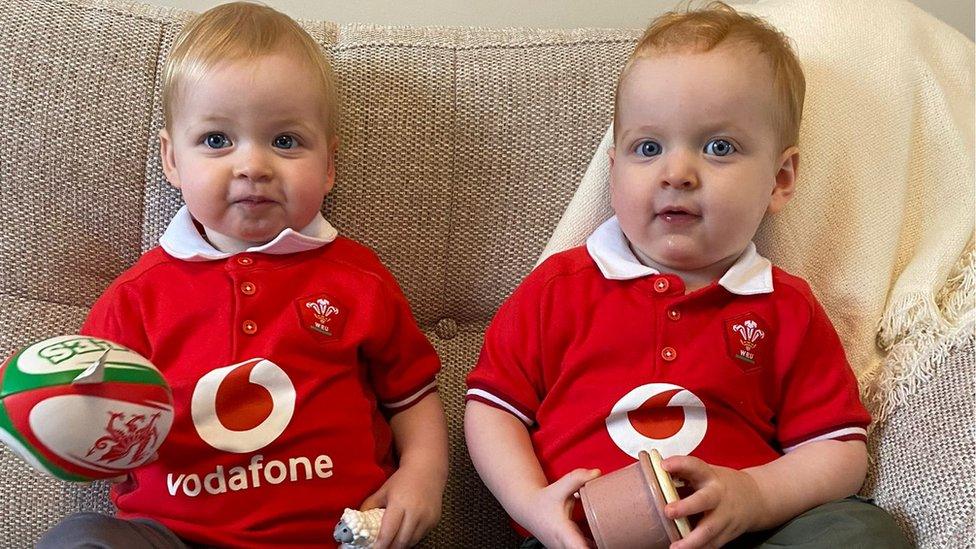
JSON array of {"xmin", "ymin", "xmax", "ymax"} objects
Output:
[
  {"xmin": 383, "ymin": 380, "xmax": 437, "ymax": 409},
  {"xmin": 466, "ymin": 388, "xmax": 533, "ymax": 426},
  {"xmin": 782, "ymin": 426, "xmax": 868, "ymax": 453}
]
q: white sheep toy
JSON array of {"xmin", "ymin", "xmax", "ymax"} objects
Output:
[{"xmin": 333, "ymin": 507, "xmax": 385, "ymax": 548}]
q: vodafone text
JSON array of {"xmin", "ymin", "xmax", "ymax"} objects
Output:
[{"xmin": 167, "ymin": 453, "xmax": 333, "ymax": 497}]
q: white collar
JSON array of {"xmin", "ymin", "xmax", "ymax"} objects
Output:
[
  {"xmin": 585, "ymin": 216, "xmax": 773, "ymax": 295},
  {"xmin": 159, "ymin": 205, "xmax": 338, "ymax": 261}
]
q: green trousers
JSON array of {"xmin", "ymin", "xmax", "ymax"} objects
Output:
[{"xmin": 520, "ymin": 496, "xmax": 912, "ymax": 548}]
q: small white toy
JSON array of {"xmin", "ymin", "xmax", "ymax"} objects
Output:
[{"xmin": 333, "ymin": 507, "xmax": 385, "ymax": 548}]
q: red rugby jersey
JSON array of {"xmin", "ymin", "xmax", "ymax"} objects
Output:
[
  {"xmin": 466, "ymin": 217, "xmax": 869, "ymax": 530},
  {"xmin": 82, "ymin": 208, "xmax": 439, "ymax": 548}
]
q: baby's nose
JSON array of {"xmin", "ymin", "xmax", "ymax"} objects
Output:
[
  {"xmin": 233, "ymin": 147, "xmax": 273, "ymax": 181},
  {"xmin": 660, "ymin": 151, "xmax": 699, "ymax": 189}
]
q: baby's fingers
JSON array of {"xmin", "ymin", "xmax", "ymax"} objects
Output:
[
  {"xmin": 360, "ymin": 489, "xmax": 388, "ymax": 512},
  {"xmin": 666, "ymin": 485, "xmax": 718, "ymax": 520},
  {"xmin": 670, "ymin": 514, "xmax": 724, "ymax": 549},
  {"xmin": 372, "ymin": 506, "xmax": 404, "ymax": 549},
  {"xmin": 662, "ymin": 455, "xmax": 713, "ymax": 488},
  {"xmin": 551, "ymin": 468, "xmax": 601, "ymax": 500},
  {"xmin": 391, "ymin": 513, "xmax": 417, "ymax": 549},
  {"xmin": 403, "ymin": 509, "xmax": 439, "ymax": 547}
]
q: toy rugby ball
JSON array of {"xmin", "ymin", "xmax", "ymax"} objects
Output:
[{"xmin": 0, "ymin": 335, "xmax": 173, "ymax": 481}]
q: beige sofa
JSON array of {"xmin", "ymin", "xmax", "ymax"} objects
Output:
[{"xmin": 0, "ymin": 0, "xmax": 972, "ymax": 547}]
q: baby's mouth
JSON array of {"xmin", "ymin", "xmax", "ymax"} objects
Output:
[
  {"xmin": 234, "ymin": 196, "xmax": 276, "ymax": 207},
  {"xmin": 656, "ymin": 206, "xmax": 701, "ymax": 223}
]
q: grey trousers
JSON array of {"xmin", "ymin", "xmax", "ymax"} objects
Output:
[
  {"xmin": 36, "ymin": 512, "xmax": 199, "ymax": 549},
  {"xmin": 520, "ymin": 496, "xmax": 912, "ymax": 549}
]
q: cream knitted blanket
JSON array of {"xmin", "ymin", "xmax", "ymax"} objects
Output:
[{"xmin": 539, "ymin": 0, "xmax": 975, "ymax": 420}]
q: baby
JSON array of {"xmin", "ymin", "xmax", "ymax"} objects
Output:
[
  {"xmin": 465, "ymin": 3, "xmax": 909, "ymax": 548},
  {"xmin": 38, "ymin": 3, "xmax": 447, "ymax": 548}
]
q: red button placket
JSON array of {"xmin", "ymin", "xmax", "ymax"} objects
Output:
[
  {"xmin": 228, "ymin": 255, "xmax": 261, "ymax": 351},
  {"xmin": 651, "ymin": 275, "xmax": 684, "ymax": 365}
]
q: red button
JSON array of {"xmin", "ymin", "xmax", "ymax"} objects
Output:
[
  {"xmin": 237, "ymin": 256, "xmax": 254, "ymax": 266},
  {"xmin": 654, "ymin": 278, "xmax": 670, "ymax": 293},
  {"xmin": 667, "ymin": 308, "xmax": 681, "ymax": 321},
  {"xmin": 242, "ymin": 320, "xmax": 258, "ymax": 335},
  {"xmin": 241, "ymin": 282, "xmax": 256, "ymax": 295},
  {"xmin": 661, "ymin": 347, "xmax": 677, "ymax": 361}
]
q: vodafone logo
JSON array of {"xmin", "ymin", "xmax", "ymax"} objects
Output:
[
  {"xmin": 191, "ymin": 359, "xmax": 296, "ymax": 453},
  {"xmin": 606, "ymin": 383, "xmax": 707, "ymax": 459}
]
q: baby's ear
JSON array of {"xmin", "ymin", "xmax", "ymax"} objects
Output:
[
  {"xmin": 158, "ymin": 128, "xmax": 181, "ymax": 189},
  {"xmin": 768, "ymin": 146, "xmax": 798, "ymax": 214},
  {"xmin": 607, "ymin": 145, "xmax": 617, "ymax": 201},
  {"xmin": 324, "ymin": 136, "xmax": 339, "ymax": 194}
]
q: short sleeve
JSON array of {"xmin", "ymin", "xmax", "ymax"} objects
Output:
[
  {"xmin": 774, "ymin": 293, "xmax": 871, "ymax": 452},
  {"xmin": 81, "ymin": 281, "xmax": 152, "ymax": 360},
  {"xmin": 465, "ymin": 270, "xmax": 549, "ymax": 427},
  {"xmin": 362, "ymin": 270, "xmax": 440, "ymax": 414}
]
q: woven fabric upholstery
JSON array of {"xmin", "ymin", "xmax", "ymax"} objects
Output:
[
  {"xmin": 429, "ymin": 328, "xmax": 518, "ymax": 547},
  {"xmin": 864, "ymin": 335, "xmax": 975, "ymax": 548},
  {"xmin": 0, "ymin": 0, "xmax": 634, "ymax": 546},
  {"xmin": 0, "ymin": 0, "xmax": 163, "ymax": 307}
]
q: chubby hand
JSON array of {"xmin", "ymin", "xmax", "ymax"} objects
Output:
[
  {"xmin": 662, "ymin": 456, "xmax": 763, "ymax": 549},
  {"xmin": 518, "ymin": 468, "xmax": 601, "ymax": 549},
  {"xmin": 359, "ymin": 463, "xmax": 444, "ymax": 549}
]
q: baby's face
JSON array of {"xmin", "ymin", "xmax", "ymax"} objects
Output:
[
  {"xmin": 160, "ymin": 53, "xmax": 335, "ymax": 249},
  {"xmin": 610, "ymin": 46, "xmax": 796, "ymax": 276}
]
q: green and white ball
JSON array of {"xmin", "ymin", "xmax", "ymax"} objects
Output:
[{"xmin": 0, "ymin": 335, "xmax": 173, "ymax": 481}]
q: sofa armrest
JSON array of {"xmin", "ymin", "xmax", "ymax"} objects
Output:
[{"xmin": 864, "ymin": 335, "xmax": 975, "ymax": 548}]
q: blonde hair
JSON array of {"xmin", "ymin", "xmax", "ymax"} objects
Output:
[
  {"xmin": 615, "ymin": 1, "xmax": 805, "ymax": 148},
  {"xmin": 161, "ymin": 2, "xmax": 339, "ymax": 138}
]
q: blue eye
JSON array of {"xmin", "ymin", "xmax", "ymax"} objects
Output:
[
  {"xmin": 704, "ymin": 139, "xmax": 736, "ymax": 156},
  {"xmin": 273, "ymin": 135, "xmax": 297, "ymax": 149},
  {"xmin": 636, "ymin": 140, "xmax": 662, "ymax": 157},
  {"xmin": 204, "ymin": 133, "xmax": 231, "ymax": 149}
]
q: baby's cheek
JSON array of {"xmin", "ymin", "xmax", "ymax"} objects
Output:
[{"xmin": 613, "ymin": 189, "xmax": 650, "ymax": 216}]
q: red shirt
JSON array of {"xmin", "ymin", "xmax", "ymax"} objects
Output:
[
  {"xmin": 466, "ymin": 218, "xmax": 869, "ymax": 531},
  {"xmin": 82, "ymin": 209, "xmax": 439, "ymax": 548}
]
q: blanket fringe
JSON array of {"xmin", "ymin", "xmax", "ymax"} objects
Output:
[
  {"xmin": 867, "ymin": 242, "xmax": 976, "ymax": 422},
  {"xmin": 939, "ymin": 244, "xmax": 976, "ymax": 326}
]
